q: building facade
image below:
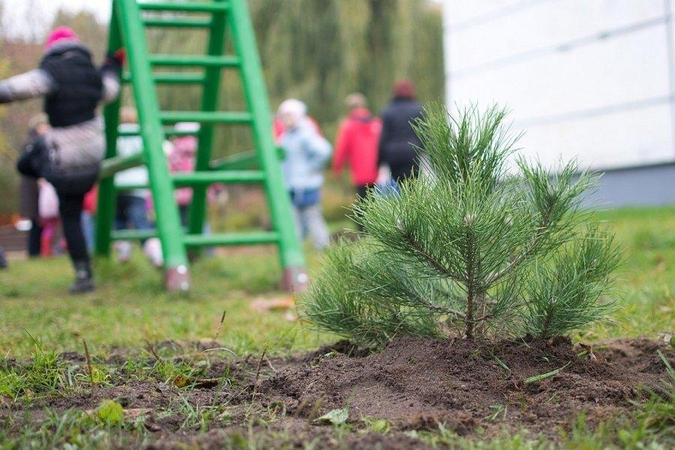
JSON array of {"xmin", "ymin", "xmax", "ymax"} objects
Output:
[{"xmin": 442, "ymin": 0, "xmax": 675, "ymax": 206}]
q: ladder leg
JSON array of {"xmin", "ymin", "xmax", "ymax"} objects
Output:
[
  {"xmin": 96, "ymin": 7, "xmax": 124, "ymax": 258},
  {"xmin": 229, "ymin": 0, "xmax": 309, "ymax": 292},
  {"xmin": 116, "ymin": 0, "xmax": 190, "ymax": 291}
]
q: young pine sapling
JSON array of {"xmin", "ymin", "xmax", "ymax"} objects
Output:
[{"xmin": 300, "ymin": 104, "xmax": 621, "ymax": 346}]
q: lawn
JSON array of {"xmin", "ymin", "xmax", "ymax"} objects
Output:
[{"xmin": 0, "ymin": 206, "xmax": 673, "ymax": 448}]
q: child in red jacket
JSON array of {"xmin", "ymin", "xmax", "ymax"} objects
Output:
[{"xmin": 332, "ymin": 93, "xmax": 382, "ymax": 201}]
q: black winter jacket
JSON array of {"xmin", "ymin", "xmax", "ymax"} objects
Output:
[
  {"xmin": 377, "ymin": 97, "xmax": 425, "ymax": 182},
  {"xmin": 40, "ymin": 42, "xmax": 103, "ymax": 127}
]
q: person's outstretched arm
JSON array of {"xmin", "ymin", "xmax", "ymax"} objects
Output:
[{"xmin": 0, "ymin": 69, "xmax": 55, "ymax": 103}]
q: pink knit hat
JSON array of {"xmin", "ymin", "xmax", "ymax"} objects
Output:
[{"xmin": 45, "ymin": 26, "xmax": 78, "ymax": 51}]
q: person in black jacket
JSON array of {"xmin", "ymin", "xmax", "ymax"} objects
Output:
[
  {"xmin": 377, "ymin": 79, "xmax": 425, "ymax": 186},
  {"xmin": 0, "ymin": 26, "xmax": 122, "ymax": 293}
]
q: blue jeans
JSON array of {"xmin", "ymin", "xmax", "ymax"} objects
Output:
[
  {"xmin": 81, "ymin": 211, "xmax": 95, "ymax": 254},
  {"xmin": 115, "ymin": 194, "xmax": 152, "ymax": 231},
  {"xmin": 292, "ymin": 202, "xmax": 330, "ymax": 250}
]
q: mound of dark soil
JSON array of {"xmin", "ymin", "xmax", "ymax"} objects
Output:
[
  {"xmin": 2, "ymin": 337, "xmax": 672, "ymax": 449},
  {"xmin": 259, "ymin": 337, "xmax": 671, "ymax": 439}
]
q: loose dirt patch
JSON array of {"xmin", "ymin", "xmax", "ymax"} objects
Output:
[{"xmin": 2, "ymin": 337, "xmax": 672, "ymax": 448}]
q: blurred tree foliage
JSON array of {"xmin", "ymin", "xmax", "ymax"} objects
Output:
[
  {"xmin": 0, "ymin": 0, "xmax": 444, "ymax": 215},
  {"xmin": 252, "ymin": 0, "xmax": 444, "ymax": 134}
]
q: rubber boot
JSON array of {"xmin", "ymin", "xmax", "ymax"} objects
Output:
[{"xmin": 69, "ymin": 260, "xmax": 94, "ymax": 294}]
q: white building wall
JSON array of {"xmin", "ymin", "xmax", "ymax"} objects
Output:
[{"xmin": 443, "ymin": 0, "xmax": 675, "ymax": 172}]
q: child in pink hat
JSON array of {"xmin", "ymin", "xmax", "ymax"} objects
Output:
[
  {"xmin": 44, "ymin": 26, "xmax": 78, "ymax": 51},
  {"xmin": 0, "ymin": 26, "xmax": 124, "ymax": 293}
]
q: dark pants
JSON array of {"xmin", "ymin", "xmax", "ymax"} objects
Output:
[
  {"xmin": 58, "ymin": 192, "xmax": 90, "ymax": 264},
  {"xmin": 115, "ymin": 194, "xmax": 152, "ymax": 231},
  {"xmin": 355, "ymin": 183, "xmax": 375, "ymax": 200},
  {"xmin": 353, "ymin": 183, "xmax": 375, "ymax": 230},
  {"xmin": 179, "ymin": 205, "xmax": 189, "ymax": 228},
  {"xmin": 28, "ymin": 219, "xmax": 43, "ymax": 257}
]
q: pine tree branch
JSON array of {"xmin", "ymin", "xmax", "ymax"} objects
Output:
[
  {"xmin": 409, "ymin": 291, "xmax": 467, "ymax": 319},
  {"xmin": 397, "ymin": 221, "xmax": 463, "ymax": 282},
  {"xmin": 484, "ymin": 228, "xmax": 548, "ymax": 286}
]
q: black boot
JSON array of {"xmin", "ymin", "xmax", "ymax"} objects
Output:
[{"xmin": 69, "ymin": 260, "xmax": 94, "ymax": 294}]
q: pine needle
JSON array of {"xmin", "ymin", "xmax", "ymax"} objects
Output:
[{"xmin": 524, "ymin": 361, "xmax": 571, "ymax": 384}]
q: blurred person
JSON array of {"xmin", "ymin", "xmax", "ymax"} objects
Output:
[
  {"xmin": 81, "ymin": 183, "xmax": 97, "ymax": 254},
  {"xmin": 333, "ymin": 92, "xmax": 381, "ymax": 202},
  {"xmin": 377, "ymin": 79, "xmax": 425, "ymax": 186},
  {"xmin": 166, "ymin": 122, "xmax": 218, "ymax": 257},
  {"xmin": 277, "ymin": 99, "xmax": 332, "ymax": 250},
  {"xmin": 274, "ymin": 114, "xmax": 322, "ymax": 143},
  {"xmin": 2, "ymin": 26, "xmax": 123, "ymax": 293},
  {"xmin": 114, "ymin": 107, "xmax": 162, "ymax": 267},
  {"xmin": 168, "ymin": 122, "xmax": 200, "ymax": 228},
  {"xmin": 0, "ymin": 246, "xmax": 6, "ymax": 269},
  {"xmin": 37, "ymin": 178, "xmax": 60, "ymax": 257},
  {"xmin": 18, "ymin": 114, "xmax": 50, "ymax": 257}
]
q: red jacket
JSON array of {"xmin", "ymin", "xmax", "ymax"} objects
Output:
[{"xmin": 332, "ymin": 108, "xmax": 381, "ymax": 186}]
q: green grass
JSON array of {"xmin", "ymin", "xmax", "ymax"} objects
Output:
[
  {"xmin": 575, "ymin": 206, "xmax": 675, "ymax": 343},
  {"xmin": 0, "ymin": 244, "xmax": 335, "ymax": 359},
  {"xmin": 0, "ymin": 207, "xmax": 673, "ymax": 358},
  {"xmin": 0, "ymin": 206, "xmax": 673, "ymax": 448}
]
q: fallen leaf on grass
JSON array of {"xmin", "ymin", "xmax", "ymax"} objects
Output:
[{"xmin": 249, "ymin": 296, "xmax": 295, "ymax": 313}]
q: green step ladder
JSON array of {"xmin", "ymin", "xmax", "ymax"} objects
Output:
[{"xmin": 96, "ymin": 0, "xmax": 308, "ymax": 292}]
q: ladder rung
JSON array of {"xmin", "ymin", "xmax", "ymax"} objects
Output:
[
  {"xmin": 115, "ymin": 182, "xmax": 149, "ymax": 190},
  {"xmin": 183, "ymin": 232, "xmax": 280, "ymax": 247},
  {"xmin": 143, "ymin": 17, "xmax": 213, "ymax": 28},
  {"xmin": 112, "ymin": 229, "xmax": 158, "ymax": 241},
  {"xmin": 122, "ymin": 72, "xmax": 207, "ymax": 84},
  {"xmin": 160, "ymin": 111, "xmax": 253, "ymax": 124},
  {"xmin": 138, "ymin": 2, "xmax": 230, "ymax": 13},
  {"xmin": 211, "ymin": 151, "xmax": 258, "ymax": 170},
  {"xmin": 149, "ymin": 55, "xmax": 240, "ymax": 68},
  {"xmin": 211, "ymin": 147, "xmax": 284, "ymax": 171},
  {"xmin": 100, "ymin": 153, "xmax": 145, "ymax": 179},
  {"xmin": 172, "ymin": 170, "xmax": 266, "ymax": 185},
  {"xmin": 156, "ymin": 72, "xmax": 207, "ymax": 84}
]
